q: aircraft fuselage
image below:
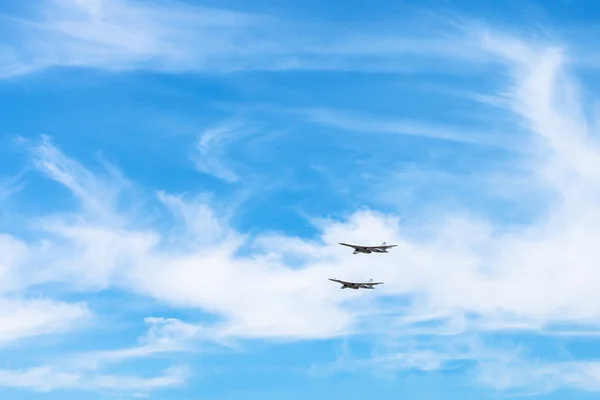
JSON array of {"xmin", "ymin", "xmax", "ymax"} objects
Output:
[
  {"xmin": 353, "ymin": 248, "xmax": 389, "ymax": 254},
  {"xmin": 341, "ymin": 284, "xmax": 375, "ymax": 289}
]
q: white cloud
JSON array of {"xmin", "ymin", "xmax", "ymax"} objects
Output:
[
  {"xmin": 311, "ymin": 333, "xmax": 600, "ymax": 395},
  {"xmin": 71, "ymin": 317, "xmax": 216, "ymax": 370},
  {"xmin": 0, "ymin": 365, "xmax": 186, "ymax": 393},
  {"xmin": 29, "ymin": 134, "xmax": 131, "ymax": 223},
  {"xmin": 309, "ymin": 334, "xmax": 509, "ymax": 378},
  {"xmin": 0, "ymin": 0, "xmax": 490, "ymax": 78},
  {"xmin": 476, "ymin": 360, "xmax": 600, "ymax": 394},
  {"xmin": 0, "ymin": 172, "xmax": 26, "ymax": 201},
  {"xmin": 0, "ymin": 298, "xmax": 90, "ymax": 345},
  {"xmin": 304, "ymin": 28, "xmax": 600, "ymax": 392},
  {"xmin": 297, "ymin": 108, "xmax": 520, "ymax": 149},
  {"xmin": 0, "ymin": 317, "xmax": 204, "ymax": 393},
  {"xmin": 0, "ymin": 234, "xmax": 27, "ymax": 292},
  {"xmin": 15, "ymin": 86, "xmax": 600, "ymax": 342},
  {"xmin": 0, "ymin": 231, "xmax": 90, "ymax": 346},
  {"xmin": 4, "ymin": 13, "xmax": 600, "ymax": 395},
  {"xmin": 193, "ymin": 121, "xmax": 247, "ymax": 183}
]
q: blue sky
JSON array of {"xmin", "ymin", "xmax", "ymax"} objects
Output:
[{"xmin": 3, "ymin": 0, "xmax": 600, "ymax": 398}]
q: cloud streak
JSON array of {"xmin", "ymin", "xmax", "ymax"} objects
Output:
[
  {"xmin": 0, "ymin": 229, "xmax": 90, "ymax": 347},
  {"xmin": 297, "ymin": 108, "xmax": 521, "ymax": 150},
  {"xmin": 0, "ymin": 365, "xmax": 186, "ymax": 393},
  {"xmin": 0, "ymin": 317, "xmax": 205, "ymax": 394},
  {"xmin": 193, "ymin": 121, "xmax": 249, "ymax": 183},
  {"xmin": 0, "ymin": 0, "xmax": 492, "ymax": 78},
  {"xmin": 0, "ymin": 298, "xmax": 90, "ymax": 345}
]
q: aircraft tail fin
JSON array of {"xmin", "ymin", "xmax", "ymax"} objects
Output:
[
  {"xmin": 381, "ymin": 241, "xmax": 386, "ymax": 246},
  {"xmin": 368, "ymin": 278, "xmax": 373, "ymax": 283}
]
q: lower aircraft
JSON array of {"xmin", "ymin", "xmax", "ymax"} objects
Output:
[
  {"xmin": 329, "ymin": 278, "xmax": 383, "ymax": 290},
  {"xmin": 339, "ymin": 241, "xmax": 397, "ymax": 254}
]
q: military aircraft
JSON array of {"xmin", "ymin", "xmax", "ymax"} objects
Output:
[
  {"xmin": 339, "ymin": 241, "xmax": 397, "ymax": 254},
  {"xmin": 329, "ymin": 278, "xmax": 384, "ymax": 290}
]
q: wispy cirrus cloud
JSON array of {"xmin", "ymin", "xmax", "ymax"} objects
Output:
[
  {"xmin": 0, "ymin": 297, "xmax": 90, "ymax": 346},
  {"xmin": 312, "ymin": 333, "xmax": 600, "ymax": 396},
  {"xmin": 12, "ymin": 63, "xmax": 600, "ymax": 390},
  {"xmin": 10, "ymin": 136, "xmax": 356, "ymax": 341},
  {"xmin": 296, "ymin": 108, "xmax": 522, "ymax": 150},
  {"xmin": 476, "ymin": 359, "xmax": 600, "ymax": 395},
  {"xmin": 0, "ymin": 229, "xmax": 91, "ymax": 347},
  {"xmin": 193, "ymin": 120, "xmax": 249, "ymax": 183},
  {"xmin": 0, "ymin": 0, "xmax": 492, "ymax": 78},
  {"xmin": 28, "ymin": 134, "xmax": 131, "ymax": 222},
  {"xmin": 70, "ymin": 317, "xmax": 206, "ymax": 369},
  {"xmin": 0, "ymin": 317, "xmax": 208, "ymax": 394},
  {"xmin": 0, "ymin": 171, "xmax": 26, "ymax": 201},
  {"xmin": 309, "ymin": 26, "xmax": 600, "ymax": 393},
  {"xmin": 0, "ymin": 365, "xmax": 186, "ymax": 393},
  {"xmin": 5, "ymin": 5, "xmax": 600, "ymax": 397}
]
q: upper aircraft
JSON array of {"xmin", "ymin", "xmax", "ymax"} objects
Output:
[
  {"xmin": 329, "ymin": 278, "xmax": 384, "ymax": 290},
  {"xmin": 339, "ymin": 241, "xmax": 397, "ymax": 254}
]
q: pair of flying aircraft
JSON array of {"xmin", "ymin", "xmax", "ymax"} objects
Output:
[{"xmin": 328, "ymin": 241, "xmax": 396, "ymax": 290}]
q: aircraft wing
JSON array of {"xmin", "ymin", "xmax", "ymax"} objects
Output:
[
  {"xmin": 367, "ymin": 244, "xmax": 397, "ymax": 249},
  {"xmin": 329, "ymin": 278, "xmax": 351, "ymax": 284},
  {"xmin": 330, "ymin": 278, "xmax": 383, "ymax": 286},
  {"xmin": 339, "ymin": 242, "xmax": 397, "ymax": 250}
]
